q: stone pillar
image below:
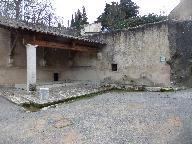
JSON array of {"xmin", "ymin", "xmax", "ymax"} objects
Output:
[{"xmin": 26, "ymin": 44, "xmax": 38, "ymax": 92}]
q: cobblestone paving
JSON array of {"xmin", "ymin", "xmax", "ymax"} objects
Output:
[{"xmin": 0, "ymin": 90, "xmax": 192, "ymax": 144}]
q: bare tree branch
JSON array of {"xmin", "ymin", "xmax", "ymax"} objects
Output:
[{"xmin": 0, "ymin": 0, "xmax": 65, "ymax": 27}]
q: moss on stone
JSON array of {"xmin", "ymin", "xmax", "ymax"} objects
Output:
[
  {"xmin": 160, "ymin": 87, "xmax": 174, "ymax": 92},
  {"xmin": 21, "ymin": 86, "xmax": 173, "ymax": 112},
  {"xmin": 22, "ymin": 89, "xmax": 110, "ymax": 112}
]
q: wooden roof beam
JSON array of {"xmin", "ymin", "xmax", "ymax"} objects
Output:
[{"xmin": 25, "ymin": 39, "xmax": 98, "ymax": 53}]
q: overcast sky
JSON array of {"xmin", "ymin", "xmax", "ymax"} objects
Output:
[{"xmin": 54, "ymin": 0, "xmax": 180, "ymax": 26}]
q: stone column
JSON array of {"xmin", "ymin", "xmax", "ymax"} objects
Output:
[{"xmin": 26, "ymin": 44, "xmax": 38, "ymax": 92}]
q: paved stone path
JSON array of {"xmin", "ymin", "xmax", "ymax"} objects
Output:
[{"xmin": 0, "ymin": 90, "xmax": 192, "ymax": 144}]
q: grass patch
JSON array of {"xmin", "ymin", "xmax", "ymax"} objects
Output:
[
  {"xmin": 22, "ymin": 89, "xmax": 112, "ymax": 112},
  {"xmin": 110, "ymin": 86, "xmax": 146, "ymax": 92},
  {"xmin": 160, "ymin": 87, "xmax": 174, "ymax": 92},
  {"xmin": 22, "ymin": 88, "xmax": 134, "ymax": 112}
]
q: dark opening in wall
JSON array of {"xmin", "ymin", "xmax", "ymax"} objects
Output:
[
  {"xmin": 111, "ymin": 64, "xmax": 117, "ymax": 71},
  {"xmin": 54, "ymin": 73, "xmax": 59, "ymax": 81}
]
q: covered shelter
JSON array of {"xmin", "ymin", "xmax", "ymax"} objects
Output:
[{"xmin": 0, "ymin": 17, "xmax": 105, "ymax": 91}]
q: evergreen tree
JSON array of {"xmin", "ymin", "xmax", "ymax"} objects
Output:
[
  {"xmin": 97, "ymin": 0, "xmax": 139, "ymax": 31},
  {"xmin": 71, "ymin": 14, "xmax": 75, "ymax": 27},
  {"xmin": 97, "ymin": 0, "xmax": 167, "ymax": 31},
  {"xmin": 119, "ymin": 0, "xmax": 139, "ymax": 19},
  {"xmin": 70, "ymin": 6, "xmax": 89, "ymax": 30},
  {"xmin": 82, "ymin": 6, "xmax": 88, "ymax": 24},
  {"xmin": 114, "ymin": 14, "xmax": 167, "ymax": 29}
]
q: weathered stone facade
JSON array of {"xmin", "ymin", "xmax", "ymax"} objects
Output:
[
  {"xmin": 168, "ymin": 21, "xmax": 192, "ymax": 87},
  {"xmin": 1, "ymin": 18, "xmax": 192, "ymax": 88},
  {"xmin": 90, "ymin": 20, "xmax": 192, "ymax": 88},
  {"xmin": 169, "ymin": 0, "xmax": 192, "ymax": 21},
  {"xmin": 89, "ymin": 22, "xmax": 171, "ymax": 87}
]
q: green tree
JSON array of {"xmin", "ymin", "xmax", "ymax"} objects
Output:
[
  {"xmin": 119, "ymin": 0, "xmax": 139, "ymax": 19},
  {"xmin": 82, "ymin": 6, "xmax": 88, "ymax": 24},
  {"xmin": 97, "ymin": 2, "xmax": 120, "ymax": 31},
  {"xmin": 123, "ymin": 14, "xmax": 167, "ymax": 28},
  {"xmin": 70, "ymin": 6, "xmax": 89, "ymax": 30},
  {"xmin": 97, "ymin": 0, "xmax": 167, "ymax": 31},
  {"xmin": 71, "ymin": 14, "xmax": 75, "ymax": 27},
  {"xmin": 97, "ymin": 0, "xmax": 139, "ymax": 31}
]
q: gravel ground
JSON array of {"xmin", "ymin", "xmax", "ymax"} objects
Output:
[{"xmin": 0, "ymin": 90, "xmax": 192, "ymax": 144}]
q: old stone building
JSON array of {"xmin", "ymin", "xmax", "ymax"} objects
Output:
[
  {"xmin": 169, "ymin": 0, "xmax": 192, "ymax": 20},
  {"xmin": 0, "ymin": 17, "xmax": 105, "ymax": 91},
  {"xmin": 0, "ymin": 8, "xmax": 192, "ymax": 91}
]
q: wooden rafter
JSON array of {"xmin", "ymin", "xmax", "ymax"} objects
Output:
[{"xmin": 25, "ymin": 39, "xmax": 98, "ymax": 53}]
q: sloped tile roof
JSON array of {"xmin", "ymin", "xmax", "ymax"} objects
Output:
[{"xmin": 0, "ymin": 16, "xmax": 105, "ymax": 46}]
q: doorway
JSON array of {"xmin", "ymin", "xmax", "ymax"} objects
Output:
[{"xmin": 53, "ymin": 73, "xmax": 59, "ymax": 81}]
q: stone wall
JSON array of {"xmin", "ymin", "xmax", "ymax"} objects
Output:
[
  {"xmin": 169, "ymin": 0, "xmax": 192, "ymax": 21},
  {"xmin": 168, "ymin": 21, "xmax": 192, "ymax": 87},
  {"xmin": 90, "ymin": 22, "xmax": 171, "ymax": 87},
  {"xmin": 0, "ymin": 28, "xmax": 27, "ymax": 85}
]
